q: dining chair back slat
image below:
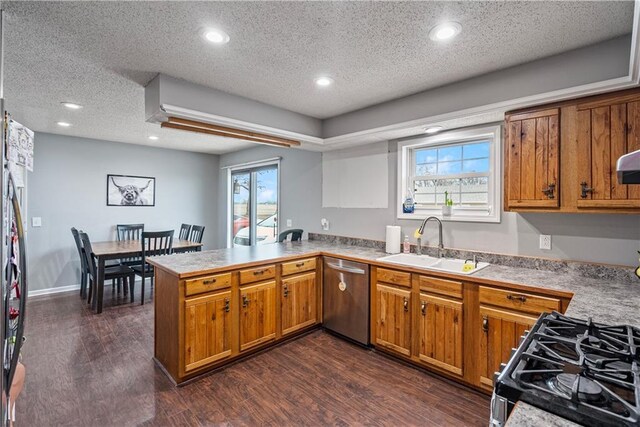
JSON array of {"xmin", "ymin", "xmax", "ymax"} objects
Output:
[
  {"xmin": 179, "ymin": 224, "xmax": 192, "ymax": 240},
  {"xmin": 71, "ymin": 227, "xmax": 89, "ymax": 298},
  {"xmin": 189, "ymin": 225, "xmax": 205, "ymax": 244},
  {"xmin": 278, "ymin": 229, "xmax": 304, "ymax": 242},
  {"xmin": 116, "ymin": 224, "xmax": 144, "ymax": 265},
  {"xmin": 116, "ymin": 223, "xmax": 144, "ymax": 241},
  {"xmin": 136, "ymin": 230, "xmax": 174, "ymax": 305}
]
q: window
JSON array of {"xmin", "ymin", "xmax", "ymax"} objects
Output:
[
  {"xmin": 398, "ymin": 125, "xmax": 501, "ymax": 222},
  {"xmin": 227, "ymin": 161, "xmax": 279, "ymax": 247}
]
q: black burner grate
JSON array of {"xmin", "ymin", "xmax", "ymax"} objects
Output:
[{"xmin": 495, "ymin": 312, "xmax": 640, "ymax": 427}]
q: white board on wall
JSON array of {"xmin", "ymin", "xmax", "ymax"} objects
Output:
[{"xmin": 322, "ymin": 141, "xmax": 388, "ymax": 208}]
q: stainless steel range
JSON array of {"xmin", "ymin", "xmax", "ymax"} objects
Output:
[{"xmin": 491, "ymin": 311, "xmax": 640, "ymax": 427}]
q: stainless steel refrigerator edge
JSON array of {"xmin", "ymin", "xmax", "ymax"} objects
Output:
[{"xmin": 322, "ymin": 257, "xmax": 370, "ymax": 346}]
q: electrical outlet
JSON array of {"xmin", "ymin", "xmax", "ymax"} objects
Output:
[
  {"xmin": 320, "ymin": 218, "xmax": 330, "ymax": 231},
  {"xmin": 539, "ymin": 234, "xmax": 551, "ymax": 250},
  {"xmin": 32, "ymin": 217, "xmax": 42, "ymax": 227},
  {"xmin": 286, "ymin": 219, "xmax": 292, "ymax": 227}
]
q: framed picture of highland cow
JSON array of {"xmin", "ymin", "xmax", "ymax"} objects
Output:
[{"xmin": 107, "ymin": 174, "xmax": 156, "ymax": 207}]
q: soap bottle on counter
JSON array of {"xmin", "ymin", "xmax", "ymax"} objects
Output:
[{"xmin": 403, "ymin": 235, "xmax": 410, "ymax": 254}]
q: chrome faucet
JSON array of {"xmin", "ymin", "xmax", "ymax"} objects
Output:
[{"xmin": 416, "ymin": 216, "xmax": 444, "ymax": 258}]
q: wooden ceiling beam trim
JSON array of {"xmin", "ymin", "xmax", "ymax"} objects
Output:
[{"xmin": 163, "ymin": 116, "xmax": 301, "ymax": 147}]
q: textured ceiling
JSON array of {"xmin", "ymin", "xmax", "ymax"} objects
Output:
[{"xmin": 3, "ymin": 1, "xmax": 634, "ymax": 154}]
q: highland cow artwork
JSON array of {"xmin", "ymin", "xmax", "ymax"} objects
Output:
[{"xmin": 107, "ymin": 175, "xmax": 155, "ymax": 207}]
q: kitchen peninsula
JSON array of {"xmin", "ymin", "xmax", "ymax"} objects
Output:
[{"xmin": 147, "ymin": 236, "xmax": 640, "ymax": 427}]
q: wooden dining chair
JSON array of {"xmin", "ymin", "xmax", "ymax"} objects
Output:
[
  {"xmin": 132, "ymin": 230, "xmax": 174, "ymax": 305},
  {"xmin": 79, "ymin": 232, "xmax": 136, "ymax": 311},
  {"xmin": 278, "ymin": 229, "xmax": 304, "ymax": 242},
  {"xmin": 116, "ymin": 223, "xmax": 144, "ymax": 241},
  {"xmin": 189, "ymin": 225, "xmax": 205, "ymax": 250},
  {"xmin": 70, "ymin": 227, "xmax": 89, "ymax": 299},
  {"xmin": 179, "ymin": 224, "xmax": 192, "ymax": 240}
]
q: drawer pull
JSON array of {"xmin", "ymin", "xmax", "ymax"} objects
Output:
[
  {"xmin": 295, "ymin": 262, "xmax": 305, "ymax": 267},
  {"xmin": 482, "ymin": 315, "xmax": 489, "ymax": 333},
  {"xmin": 242, "ymin": 294, "xmax": 250, "ymax": 307},
  {"xmin": 506, "ymin": 294, "xmax": 527, "ymax": 303},
  {"xmin": 253, "ymin": 270, "xmax": 265, "ymax": 276},
  {"xmin": 403, "ymin": 297, "xmax": 409, "ymax": 312},
  {"xmin": 283, "ymin": 284, "xmax": 289, "ymax": 298},
  {"xmin": 202, "ymin": 278, "xmax": 217, "ymax": 285},
  {"xmin": 223, "ymin": 298, "xmax": 230, "ymax": 313},
  {"xmin": 421, "ymin": 301, "xmax": 427, "ymax": 316}
]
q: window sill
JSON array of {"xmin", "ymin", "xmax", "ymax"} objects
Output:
[{"xmin": 396, "ymin": 211, "xmax": 500, "ymax": 223}]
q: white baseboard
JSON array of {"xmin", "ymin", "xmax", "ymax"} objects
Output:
[
  {"xmin": 29, "ymin": 284, "xmax": 81, "ymax": 297},
  {"xmin": 28, "ymin": 278, "xmax": 145, "ymax": 298}
]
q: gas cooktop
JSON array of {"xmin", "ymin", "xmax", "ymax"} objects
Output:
[{"xmin": 491, "ymin": 312, "xmax": 640, "ymax": 427}]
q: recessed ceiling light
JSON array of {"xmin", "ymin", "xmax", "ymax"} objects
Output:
[
  {"xmin": 429, "ymin": 22, "xmax": 462, "ymax": 41},
  {"xmin": 202, "ymin": 28, "xmax": 230, "ymax": 44},
  {"xmin": 425, "ymin": 126, "xmax": 443, "ymax": 134},
  {"xmin": 315, "ymin": 76, "xmax": 334, "ymax": 87},
  {"xmin": 56, "ymin": 121, "xmax": 71, "ymax": 127},
  {"xmin": 61, "ymin": 102, "xmax": 82, "ymax": 110},
  {"xmin": 148, "ymin": 136, "xmax": 159, "ymax": 141}
]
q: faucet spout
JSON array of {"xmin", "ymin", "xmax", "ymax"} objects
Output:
[{"xmin": 416, "ymin": 216, "xmax": 444, "ymax": 257}]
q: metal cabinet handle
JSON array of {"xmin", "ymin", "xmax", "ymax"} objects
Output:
[
  {"xmin": 223, "ymin": 298, "xmax": 230, "ymax": 313},
  {"xmin": 253, "ymin": 270, "xmax": 265, "ymax": 276},
  {"xmin": 506, "ymin": 294, "xmax": 527, "ymax": 303},
  {"xmin": 242, "ymin": 294, "xmax": 250, "ymax": 307},
  {"xmin": 580, "ymin": 181, "xmax": 594, "ymax": 199},
  {"xmin": 482, "ymin": 315, "xmax": 489, "ymax": 333},
  {"xmin": 541, "ymin": 182, "xmax": 556, "ymax": 199},
  {"xmin": 295, "ymin": 262, "xmax": 305, "ymax": 267},
  {"xmin": 203, "ymin": 278, "xmax": 217, "ymax": 285},
  {"xmin": 403, "ymin": 297, "xmax": 409, "ymax": 312},
  {"xmin": 283, "ymin": 284, "xmax": 289, "ymax": 298},
  {"xmin": 421, "ymin": 301, "xmax": 427, "ymax": 316}
]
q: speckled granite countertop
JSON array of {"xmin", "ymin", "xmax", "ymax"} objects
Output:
[{"xmin": 149, "ymin": 240, "xmax": 640, "ymax": 427}]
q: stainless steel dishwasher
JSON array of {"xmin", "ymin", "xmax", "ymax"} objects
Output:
[{"xmin": 323, "ymin": 257, "xmax": 370, "ymax": 346}]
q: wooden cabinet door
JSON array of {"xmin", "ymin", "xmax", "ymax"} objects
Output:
[
  {"xmin": 418, "ymin": 293, "xmax": 463, "ymax": 376},
  {"xmin": 478, "ymin": 305, "xmax": 537, "ymax": 389},
  {"xmin": 281, "ymin": 272, "xmax": 317, "ymax": 336},
  {"xmin": 375, "ymin": 283, "xmax": 412, "ymax": 356},
  {"xmin": 576, "ymin": 101, "xmax": 640, "ymax": 208},
  {"xmin": 505, "ymin": 109, "xmax": 560, "ymax": 209},
  {"xmin": 239, "ymin": 281, "xmax": 277, "ymax": 351},
  {"xmin": 184, "ymin": 290, "xmax": 232, "ymax": 372}
]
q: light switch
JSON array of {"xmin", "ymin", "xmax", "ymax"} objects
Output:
[
  {"xmin": 286, "ymin": 219, "xmax": 292, "ymax": 227},
  {"xmin": 32, "ymin": 217, "xmax": 42, "ymax": 227}
]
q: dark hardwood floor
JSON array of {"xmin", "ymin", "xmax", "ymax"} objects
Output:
[{"xmin": 17, "ymin": 288, "xmax": 490, "ymax": 426}]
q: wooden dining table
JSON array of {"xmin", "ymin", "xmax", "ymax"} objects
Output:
[{"xmin": 91, "ymin": 238, "xmax": 202, "ymax": 313}]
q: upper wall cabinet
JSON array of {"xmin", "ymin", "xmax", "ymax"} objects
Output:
[
  {"xmin": 504, "ymin": 88, "xmax": 640, "ymax": 213},
  {"xmin": 505, "ymin": 109, "xmax": 560, "ymax": 209},
  {"xmin": 575, "ymin": 98, "xmax": 640, "ymax": 209}
]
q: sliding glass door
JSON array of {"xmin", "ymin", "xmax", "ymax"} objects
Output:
[{"xmin": 230, "ymin": 164, "xmax": 278, "ymax": 247}]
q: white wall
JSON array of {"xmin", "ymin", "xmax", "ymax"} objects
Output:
[
  {"xmin": 27, "ymin": 133, "xmax": 219, "ymax": 291},
  {"xmin": 219, "ymin": 141, "xmax": 640, "ymax": 267}
]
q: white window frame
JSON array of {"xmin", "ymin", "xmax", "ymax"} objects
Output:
[
  {"xmin": 397, "ymin": 124, "xmax": 502, "ymax": 223},
  {"xmin": 225, "ymin": 158, "xmax": 281, "ymax": 248}
]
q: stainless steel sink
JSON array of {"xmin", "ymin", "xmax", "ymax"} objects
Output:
[{"xmin": 377, "ymin": 253, "xmax": 490, "ymax": 275}]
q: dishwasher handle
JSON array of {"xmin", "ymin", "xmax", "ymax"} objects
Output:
[{"xmin": 325, "ymin": 263, "xmax": 367, "ymax": 275}]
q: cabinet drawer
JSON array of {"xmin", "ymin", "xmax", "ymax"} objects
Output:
[
  {"xmin": 376, "ymin": 267, "xmax": 411, "ymax": 288},
  {"xmin": 185, "ymin": 273, "xmax": 232, "ymax": 297},
  {"xmin": 239, "ymin": 264, "xmax": 276, "ymax": 285},
  {"xmin": 479, "ymin": 286, "xmax": 560, "ymax": 315},
  {"xmin": 418, "ymin": 275, "xmax": 463, "ymax": 299},
  {"xmin": 281, "ymin": 258, "xmax": 316, "ymax": 276}
]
